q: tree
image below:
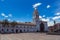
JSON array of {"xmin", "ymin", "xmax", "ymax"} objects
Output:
[{"xmin": 2, "ymin": 19, "xmax": 9, "ymax": 27}]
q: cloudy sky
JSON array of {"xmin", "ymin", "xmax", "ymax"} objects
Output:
[{"xmin": 0, "ymin": 0, "xmax": 60, "ymax": 26}]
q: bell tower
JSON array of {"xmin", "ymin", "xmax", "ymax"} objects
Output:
[
  {"xmin": 33, "ymin": 8, "xmax": 40, "ymax": 31},
  {"xmin": 33, "ymin": 8, "xmax": 39, "ymax": 24}
]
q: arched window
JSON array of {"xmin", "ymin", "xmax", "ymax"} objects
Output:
[
  {"xmin": 2, "ymin": 29, "xmax": 3, "ymax": 31},
  {"xmin": 20, "ymin": 30, "xmax": 22, "ymax": 33},
  {"xmin": 7, "ymin": 29, "xmax": 9, "ymax": 31},
  {"xmin": 12, "ymin": 29, "xmax": 14, "ymax": 31},
  {"xmin": 16, "ymin": 29, "xmax": 18, "ymax": 33}
]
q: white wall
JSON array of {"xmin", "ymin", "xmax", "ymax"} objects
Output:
[{"xmin": 44, "ymin": 23, "xmax": 48, "ymax": 31}]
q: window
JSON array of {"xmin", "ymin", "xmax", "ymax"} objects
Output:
[
  {"xmin": 12, "ymin": 29, "xmax": 14, "ymax": 31},
  {"xmin": 7, "ymin": 29, "xmax": 9, "ymax": 31},
  {"xmin": 27, "ymin": 26, "xmax": 29, "ymax": 28},
  {"xmin": 20, "ymin": 26, "xmax": 22, "ymax": 28},
  {"xmin": 16, "ymin": 25, "xmax": 18, "ymax": 28},
  {"xmin": 2, "ymin": 29, "xmax": 3, "ymax": 31},
  {"xmin": 22, "ymin": 26, "xmax": 24, "ymax": 28},
  {"xmin": 24, "ymin": 26, "xmax": 25, "ymax": 28},
  {"xmin": 25, "ymin": 26, "xmax": 27, "ymax": 28}
]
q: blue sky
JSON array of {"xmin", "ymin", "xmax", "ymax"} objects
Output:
[{"xmin": 0, "ymin": 0, "xmax": 60, "ymax": 26}]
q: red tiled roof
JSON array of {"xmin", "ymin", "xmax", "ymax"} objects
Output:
[
  {"xmin": 54, "ymin": 23, "xmax": 60, "ymax": 25},
  {"xmin": 0, "ymin": 21, "xmax": 36, "ymax": 26},
  {"xmin": 17, "ymin": 22, "xmax": 36, "ymax": 26}
]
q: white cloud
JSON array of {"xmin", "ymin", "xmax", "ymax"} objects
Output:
[
  {"xmin": 42, "ymin": 18, "xmax": 54, "ymax": 26},
  {"xmin": 52, "ymin": 16, "xmax": 60, "ymax": 20},
  {"xmin": 8, "ymin": 19, "xmax": 11, "ymax": 21},
  {"xmin": 1, "ymin": 13, "xmax": 12, "ymax": 18},
  {"xmin": 8, "ymin": 14, "xmax": 12, "ymax": 17},
  {"xmin": 33, "ymin": 3, "xmax": 42, "ymax": 9},
  {"xmin": 39, "ymin": 15, "xmax": 60, "ymax": 26},
  {"xmin": 16, "ymin": 20, "xmax": 20, "ymax": 22},
  {"xmin": 1, "ymin": 13, "xmax": 9, "ymax": 18},
  {"xmin": 5, "ymin": 15, "xmax": 8, "ymax": 18},
  {"xmin": 47, "ymin": 5, "xmax": 50, "ymax": 8},
  {"xmin": 39, "ymin": 15, "xmax": 54, "ymax": 26},
  {"xmin": 55, "ymin": 12, "xmax": 60, "ymax": 15},
  {"xmin": 43, "ymin": 15, "xmax": 45, "ymax": 17},
  {"xmin": 41, "ymin": 18, "xmax": 50, "ymax": 22},
  {"xmin": 1, "ymin": 13, "xmax": 5, "ymax": 16},
  {"xmin": 48, "ymin": 21, "xmax": 54, "ymax": 26},
  {"xmin": 39, "ymin": 15, "xmax": 49, "ymax": 21},
  {"xmin": 39, "ymin": 16, "xmax": 42, "ymax": 18}
]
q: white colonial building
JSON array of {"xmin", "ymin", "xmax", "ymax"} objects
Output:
[{"xmin": 0, "ymin": 9, "xmax": 48, "ymax": 33}]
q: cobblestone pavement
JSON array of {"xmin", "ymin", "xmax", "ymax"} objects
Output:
[{"xmin": 0, "ymin": 33, "xmax": 60, "ymax": 40}]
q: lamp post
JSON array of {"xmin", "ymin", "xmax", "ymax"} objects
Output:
[{"xmin": 54, "ymin": 20, "xmax": 56, "ymax": 25}]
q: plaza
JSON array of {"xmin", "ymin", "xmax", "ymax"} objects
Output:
[{"xmin": 0, "ymin": 33, "xmax": 60, "ymax": 40}]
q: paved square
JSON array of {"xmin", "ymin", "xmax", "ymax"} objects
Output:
[{"xmin": 0, "ymin": 33, "xmax": 60, "ymax": 40}]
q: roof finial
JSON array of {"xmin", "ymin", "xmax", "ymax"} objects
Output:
[{"xmin": 35, "ymin": 7, "xmax": 37, "ymax": 10}]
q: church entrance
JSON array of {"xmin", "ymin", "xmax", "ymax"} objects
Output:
[{"xmin": 40, "ymin": 23, "xmax": 45, "ymax": 32}]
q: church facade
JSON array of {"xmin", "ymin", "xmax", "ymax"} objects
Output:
[{"xmin": 0, "ymin": 9, "xmax": 48, "ymax": 33}]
